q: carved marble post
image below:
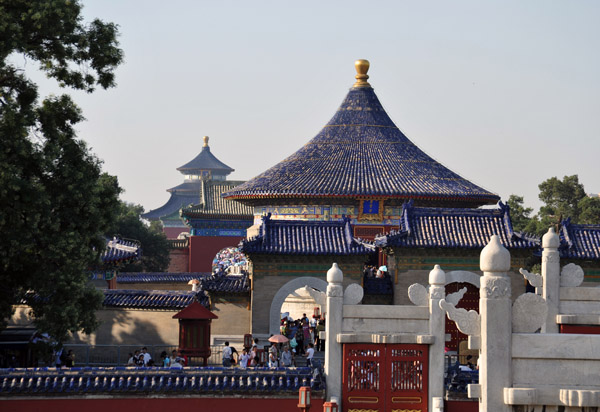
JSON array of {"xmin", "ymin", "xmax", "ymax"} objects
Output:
[
  {"xmin": 429, "ymin": 264, "xmax": 446, "ymax": 411},
  {"xmin": 479, "ymin": 235, "xmax": 512, "ymax": 412},
  {"xmin": 325, "ymin": 263, "xmax": 344, "ymax": 404},
  {"xmin": 541, "ymin": 227, "xmax": 560, "ymax": 334}
]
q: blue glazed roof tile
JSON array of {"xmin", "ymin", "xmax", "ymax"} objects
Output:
[
  {"xmin": 115, "ymin": 272, "xmax": 250, "ymax": 294},
  {"xmin": 181, "ymin": 180, "xmax": 254, "ymax": 219},
  {"xmin": 142, "ymin": 192, "xmax": 199, "ymax": 220},
  {"xmin": 102, "ymin": 290, "xmax": 208, "ymax": 309},
  {"xmin": 376, "ymin": 201, "xmax": 539, "ymax": 250},
  {"xmin": 223, "ymin": 71, "xmax": 499, "ymax": 207},
  {"xmin": 559, "ymin": 219, "xmax": 600, "ymax": 260},
  {"xmin": 177, "ymin": 144, "xmax": 234, "ymax": 175},
  {"xmin": 240, "ymin": 215, "xmax": 373, "ymax": 256},
  {"xmin": 200, "ymin": 273, "xmax": 250, "ymax": 294},
  {"xmin": 101, "ymin": 237, "xmax": 141, "ymax": 265},
  {"xmin": 117, "ymin": 273, "xmax": 210, "ymax": 284}
]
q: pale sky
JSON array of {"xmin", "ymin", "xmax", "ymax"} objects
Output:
[{"xmin": 28, "ymin": 1, "xmax": 600, "ymax": 214}]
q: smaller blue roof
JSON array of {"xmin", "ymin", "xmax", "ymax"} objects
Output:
[
  {"xmin": 559, "ymin": 218, "xmax": 600, "ymax": 260},
  {"xmin": 117, "ymin": 273, "xmax": 209, "ymax": 284},
  {"xmin": 376, "ymin": 201, "xmax": 539, "ymax": 250},
  {"xmin": 115, "ymin": 272, "xmax": 250, "ymax": 294},
  {"xmin": 200, "ymin": 273, "xmax": 250, "ymax": 294},
  {"xmin": 103, "ymin": 290, "xmax": 208, "ymax": 309},
  {"xmin": 142, "ymin": 192, "xmax": 199, "ymax": 220},
  {"xmin": 177, "ymin": 137, "xmax": 234, "ymax": 175},
  {"xmin": 101, "ymin": 237, "xmax": 141, "ymax": 265},
  {"xmin": 240, "ymin": 215, "xmax": 374, "ymax": 256}
]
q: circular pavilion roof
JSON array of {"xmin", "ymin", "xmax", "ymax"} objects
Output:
[
  {"xmin": 223, "ymin": 60, "xmax": 499, "ymax": 207},
  {"xmin": 177, "ymin": 136, "xmax": 234, "ymax": 176}
]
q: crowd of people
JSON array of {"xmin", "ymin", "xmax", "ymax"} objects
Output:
[
  {"xmin": 280, "ymin": 313, "xmax": 325, "ymax": 354},
  {"xmin": 212, "ymin": 247, "xmax": 248, "ymax": 272},
  {"xmin": 220, "ymin": 329, "xmax": 318, "ymax": 369},
  {"xmin": 363, "ymin": 264, "xmax": 389, "ymax": 278},
  {"xmin": 125, "ymin": 347, "xmax": 189, "ymax": 368}
]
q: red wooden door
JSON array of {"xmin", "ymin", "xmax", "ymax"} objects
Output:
[
  {"xmin": 343, "ymin": 343, "xmax": 428, "ymax": 412},
  {"xmin": 387, "ymin": 344, "xmax": 428, "ymax": 411},
  {"xmin": 342, "ymin": 344, "xmax": 385, "ymax": 411}
]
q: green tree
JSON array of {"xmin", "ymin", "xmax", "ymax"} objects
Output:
[
  {"xmin": 0, "ymin": 0, "xmax": 123, "ymax": 344},
  {"xmin": 506, "ymin": 194, "xmax": 534, "ymax": 232},
  {"xmin": 538, "ymin": 175, "xmax": 586, "ymax": 227},
  {"xmin": 107, "ymin": 203, "xmax": 171, "ymax": 272},
  {"xmin": 578, "ymin": 196, "xmax": 600, "ymax": 225}
]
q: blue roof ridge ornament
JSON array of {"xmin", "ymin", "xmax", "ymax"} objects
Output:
[
  {"xmin": 561, "ymin": 217, "xmax": 574, "ymax": 249},
  {"xmin": 499, "ymin": 201, "xmax": 514, "ymax": 237},
  {"xmin": 343, "ymin": 216, "xmax": 353, "ymax": 246},
  {"xmin": 402, "ymin": 200, "xmax": 414, "ymax": 236}
]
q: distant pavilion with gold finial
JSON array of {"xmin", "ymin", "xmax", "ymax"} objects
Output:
[{"xmin": 143, "ymin": 136, "xmax": 253, "ymax": 271}]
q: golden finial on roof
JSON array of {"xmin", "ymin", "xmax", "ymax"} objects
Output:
[
  {"xmin": 203, "ymin": 136, "xmax": 209, "ymax": 147},
  {"xmin": 353, "ymin": 59, "xmax": 371, "ymax": 88}
]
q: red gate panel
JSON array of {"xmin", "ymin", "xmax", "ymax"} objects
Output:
[
  {"xmin": 388, "ymin": 344, "xmax": 428, "ymax": 412},
  {"xmin": 343, "ymin": 343, "xmax": 428, "ymax": 412},
  {"xmin": 342, "ymin": 344, "xmax": 385, "ymax": 411}
]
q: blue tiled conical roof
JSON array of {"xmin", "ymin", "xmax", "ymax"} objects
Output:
[
  {"xmin": 223, "ymin": 61, "xmax": 499, "ymax": 207},
  {"xmin": 177, "ymin": 136, "xmax": 234, "ymax": 175}
]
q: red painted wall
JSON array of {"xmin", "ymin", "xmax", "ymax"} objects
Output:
[
  {"xmin": 189, "ymin": 236, "xmax": 245, "ymax": 272},
  {"xmin": 560, "ymin": 324, "xmax": 600, "ymax": 334},
  {"xmin": 0, "ymin": 397, "xmax": 324, "ymax": 412},
  {"xmin": 445, "ymin": 399, "xmax": 478, "ymax": 412}
]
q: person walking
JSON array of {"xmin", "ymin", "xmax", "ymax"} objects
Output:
[
  {"xmin": 239, "ymin": 349, "xmax": 250, "ymax": 368},
  {"xmin": 141, "ymin": 347, "xmax": 152, "ymax": 366},
  {"xmin": 160, "ymin": 351, "xmax": 170, "ymax": 368},
  {"xmin": 305, "ymin": 343, "xmax": 315, "ymax": 367},
  {"xmin": 281, "ymin": 346, "xmax": 293, "ymax": 367},
  {"xmin": 222, "ymin": 342, "xmax": 232, "ymax": 367}
]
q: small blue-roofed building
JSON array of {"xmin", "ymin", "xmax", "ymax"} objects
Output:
[
  {"xmin": 557, "ymin": 218, "xmax": 600, "ymax": 283},
  {"xmin": 374, "ymin": 200, "xmax": 539, "ymax": 350}
]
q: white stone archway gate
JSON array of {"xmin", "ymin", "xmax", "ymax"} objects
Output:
[{"xmin": 269, "ymin": 277, "xmax": 328, "ymax": 336}]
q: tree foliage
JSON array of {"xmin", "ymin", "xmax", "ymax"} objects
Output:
[
  {"xmin": 538, "ymin": 175, "xmax": 587, "ymax": 228},
  {"xmin": 506, "ymin": 195, "xmax": 534, "ymax": 233},
  {"xmin": 0, "ymin": 0, "xmax": 123, "ymax": 344},
  {"xmin": 107, "ymin": 203, "xmax": 170, "ymax": 272},
  {"xmin": 578, "ymin": 196, "xmax": 600, "ymax": 225},
  {"xmin": 509, "ymin": 175, "xmax": 600, "ymax": 236}
]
